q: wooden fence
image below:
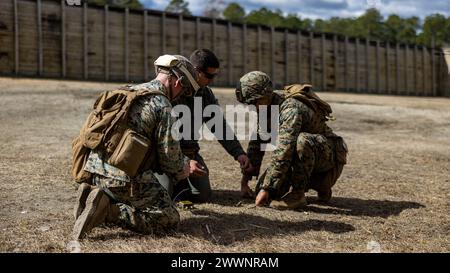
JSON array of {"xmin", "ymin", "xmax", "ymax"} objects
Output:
[{"xmin": 1, "ymin": 0, "xmax": 449, "ymax": 97}]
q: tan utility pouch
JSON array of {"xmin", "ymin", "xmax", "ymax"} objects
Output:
[
  {"xmin": 71, "ymin": 136, "xmax": 93, "ymax": 184},
  {"xmin": 107, "ymin": 129, "xmax": 150, "ymax": 177}
]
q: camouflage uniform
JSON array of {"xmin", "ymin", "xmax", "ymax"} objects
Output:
[
  {"xmin": 171, "ymin": 86, "xmax": 246, "ymax": 202},
  {"xmin": 84, "ymin": 80, "xmax": 188, "ymax": 234},
  {"xmin": 239, "ymin": 72, "xmax": 347, "ymax": 199}
]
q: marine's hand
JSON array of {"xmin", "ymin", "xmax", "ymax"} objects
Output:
[
  {"xmin": 243, "ymin": 164, "xmax": 258, "ymax": 176},
  {"xmin": 240, "ymin": 176, "xmax": 254, "ymax": 199},
  {"xmin": 255, "ymin": 189, "xmax": 269, "ymax": 206},
  {"xmin": 237, "ymin": 154, "xmax": 250, "ymax": 170},
  {"xmin": 189, "ymin": 160, "xmax": 207, "ymax": 178}
]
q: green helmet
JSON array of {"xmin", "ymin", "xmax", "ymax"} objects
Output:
[{"xmin": 235, "ymin": 71, "xmax": 273, "ymax": 104}]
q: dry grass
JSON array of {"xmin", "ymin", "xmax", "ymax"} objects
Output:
[{"xmin": 0, "ymin": 77, "xmax": 449, "ymax": 253}]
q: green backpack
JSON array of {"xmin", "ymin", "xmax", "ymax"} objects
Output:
[{"xmin": 71, "ymin": 86, "xmax": 166, "ymax": 183}]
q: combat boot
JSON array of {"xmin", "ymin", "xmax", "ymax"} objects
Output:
[
  {"xmin": 73, "ymin": 183, "xmax": 94, "ymax": 220},
  {"xmin": 269, "ymin": 189, "xmax": 307, "ymax": 210},
  {"xmin": 317, "ymin": 188, "xmax": 332, "ymax": 203},
  {"xmin": 72, "ymin": 188, "xmax": 110, "ymax": 240}
]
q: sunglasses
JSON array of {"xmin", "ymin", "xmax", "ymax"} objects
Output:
[{"xmin": 197, "ymin": 68, "xmax": 219, "ymax": 79}]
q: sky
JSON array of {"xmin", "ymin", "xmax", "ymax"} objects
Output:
[{"xmin": 141, "ymin": 0, "xmax": 450, "ymax": 20}]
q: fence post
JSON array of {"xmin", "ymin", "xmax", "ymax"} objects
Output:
[
  {"xmin": 242, "ymin": 23, "xmax": 247, "ymax": 75},
  {"xmin": 376, "ymin": 40, "xmax": 380, "ymax": 94},
  {"xmin": 257, "ymin": 26, "xmax": 262, "ymax": 70},
  {"xmin": 344, "ymin": 35, "xmax": 349, "ymax": 91},
  {"xmin": 271, "ymin": 26, "xmax": 275, "ymax": 83},
  {"xmin": 37, "ymin": 0, "xmax": 43, "ymax": 76},
  {"xmin": 61, "ymin": 0, "xmax": 66, "ymax": 77},
  {"xmin": 405, "ymin": 44, "xmax": 409, "ymax": 95},
  {"xmin": 333, "ymin": 34, "xmax": 338, "ymax": 91},
  {"xmin": 161, "ymin": 12, "xmax": 166, "ymax": 54},
  {"xmin": 104, "ymin": 5, "xmax": 109, "ymax": 81},
  {"xmin": 285, "ymin": 29, "xmax": 289, "ymax": 85},
  {"xmin": 178, "ymin": 14, "xmax": 183, "ymax": 54},
  {"xmin": 366, "ymin": 38, "xmax": 370, "ymax": 92},
  {"xmin": 195, "ymin": 17, "xmax": 200, "ymax": 50},
  {"xmin": 143, "ymin": 10, "xmax": 148, "ymax": 80},
  {"xmin": 297, "ymin": 30, "xmax": 302, "ymax": 83},
  {"xmin": 386, "ymin": 42, "xmax": 390, "ymax": 94},
  {"xmin": 355, "ymin": 38, "xmax": 359, "ymax": 92},
  {"xmin": 310, "ymin": 32, "xmax": 314, "ymax": 84},
  {"xmin": 413, "ymin": 44, "xmax": 418, "ymax": 95},
  {"xmin": 432, "ymin": 36, "xmax": 436, "ymax": 96},
  {"xmin": 395, "ymin": 42, "xmax": 400, "ymax": 94},
  {"xmin": 321, "ymin": 33, "xmax": 326, "ymax": 90},
  {"xmin": 212, "ymin": 18, "xmax": 216, "ymax": 52},
  {"xmin": 124, "ymin": 8, "xmax": 129, "ymax": 82},
  {"xmin": 228, "ymin": 22, "xmax": 232, "ymax": 86},
  {"xmin": 422, "ymin": 45, "xmax": 426, "ymax": 95},
  {"xmin": 13, "ymin": 0, "xmax": 19, "ymax": 75},
  {"xmin": 83, "ymin": 2, "xmax": 88, "ymax": 80}
]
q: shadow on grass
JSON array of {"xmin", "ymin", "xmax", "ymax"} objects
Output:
[
  {"xmin": 178, "ymin": 209, "xmax": 355, "ymax": 246},
  {"xmin": 211, "ymin": 189, "xmax": 425, "ymax": 218},
  {"xmin": 306, "ymin": 197, "xmax": 425, "ymax": 218}
]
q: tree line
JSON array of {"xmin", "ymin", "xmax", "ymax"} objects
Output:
[{"xmin": 87, "ymin": 0, "xmax": 450, "ymax": 48}]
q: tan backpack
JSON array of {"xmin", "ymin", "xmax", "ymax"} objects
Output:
[
  {"xmin": 283, "ymin": 84, "xmax": 335, "ymax": 121},
  {"xmin": 71, "ymin": 86, "xmax": 166, "ymax": 183}
]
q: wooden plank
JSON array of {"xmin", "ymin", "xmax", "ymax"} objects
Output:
[
  {"xmin": 196, "ymin": 17, "xmax": 200, "ymax": 49},
  {"xmin": 355, "ymin": 38, "xmax": 359, "ymax": 92},
  {"xmin": 13, "ymin": 0, "xmax": 19, "ymax": 74},
  {"xmin": 161, "ymin": 12, "xmax": 166, "ymax": 54},
  {"xmin": 242, "ymin": 23, "xmax": 247, "ymax": 74},
  {"xmin": 376, "ymin": 40, "xmax": 380, "ymax": 93},
  {"xmin": 413, "ymin": 45, "xmax": 418, "ymax": 95},
  {"xmin": 285, "ymin": 30, "xmax": 289, "ymax": 84},
  {"xmin": 297, "ymin": 30, "xmax": 302, "ymax": 82},
  {"xmin": 395, "ymin": 42, "xmax": 400, "ymax": 93},
  {"xmin": 125, "ymin": 8, "xmax": 129, "ymax": 82},
  {"xmin": 257, "ymin": 26, "xmax": 262, "ymax": 70},
  {"xmin": 366, "ymin": 38, "xmax": 370, "ymax": 92},
  {"xmin": 143, "ymin": 10, "xmax": 148, "ymax": 80},
  {"xmin": 37, "ymin": 0, "xmax": 43, "ymax": 76},
  {"xmin": 431, "ymin": 37, "xmax": 436, "ymax": 96},
  {"xmin": 178, "ymin": 14, "xmax": 183, "ymax": 53},
  {"xmin": 83, "ymin": 2, "xmax": 88, "ymax": 79},
  {"xmin": 212, "ymin": 19, "xmax": 216, "ymax": 52},
  {"xmin": 310, "ymin": 32, "xmax": 314, "ymax": 84},
  {"xmin": 271, "ymin": 26, "xmax": 275, "ymax": 83},
  {"xmin": 405, "ymin": 45, "xmax": 409, "ymax": 95},
  {"xmin": 386, "ymin": 42, "xmax": 390, "ymax": 94},
  {"xmin": 321, "ymin": 33, "xmax": 326, "ymax": 90},
  {"xmin": 422, "ymin": 46, "xmax": 426, "ymax": 95},
  {"xmin": 61, "ymin": 0, "xmax": 66, "ymax": 77},
  {"xmin": 228, "ymin": 22, "xmax": 232, "ymax": 85},
  {"xmin": 333, "ymin": 34, "xmax": 338, "ymax": 90},
  {"xmin": 344, "ymin": 35, "xmax": 349, "ymax": 91},
  {"xmin": 104, "ymin": 5, "xmax": 109, "ymax": 81}
]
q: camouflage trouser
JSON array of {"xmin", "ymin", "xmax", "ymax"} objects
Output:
[
  {"xmin": 92, "ymin": 173, "xmax": 180, "ymax": 235},
  {"xmin": 257, "ymin": 133, "xmax": 346, "ymax": 198}
]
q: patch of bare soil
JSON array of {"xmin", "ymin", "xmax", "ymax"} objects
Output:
[{"xmin": 0, "ymin": 78, "xmax": 449, "ymax": 253}]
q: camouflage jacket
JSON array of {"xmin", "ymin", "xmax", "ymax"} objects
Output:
[
  {"xmin": 246, "ymin": 91, "xmax": 336, "ymax": 191},
  {"xmin": 172, "ymin": 86, "xmax": 245, "ymax": 159},
  {"xmin": 84, "ymin": 80, "xmax": 188, "ymax": 187}
]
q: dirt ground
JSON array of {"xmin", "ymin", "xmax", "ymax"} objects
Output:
[{"xmin": 0, "ymin": 77, "xmax": 449, "ymax": 253}]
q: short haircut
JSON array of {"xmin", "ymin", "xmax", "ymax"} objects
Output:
[{"xmin": 190, "ymin": 49, "xmax": 220, "ymax": 71}]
